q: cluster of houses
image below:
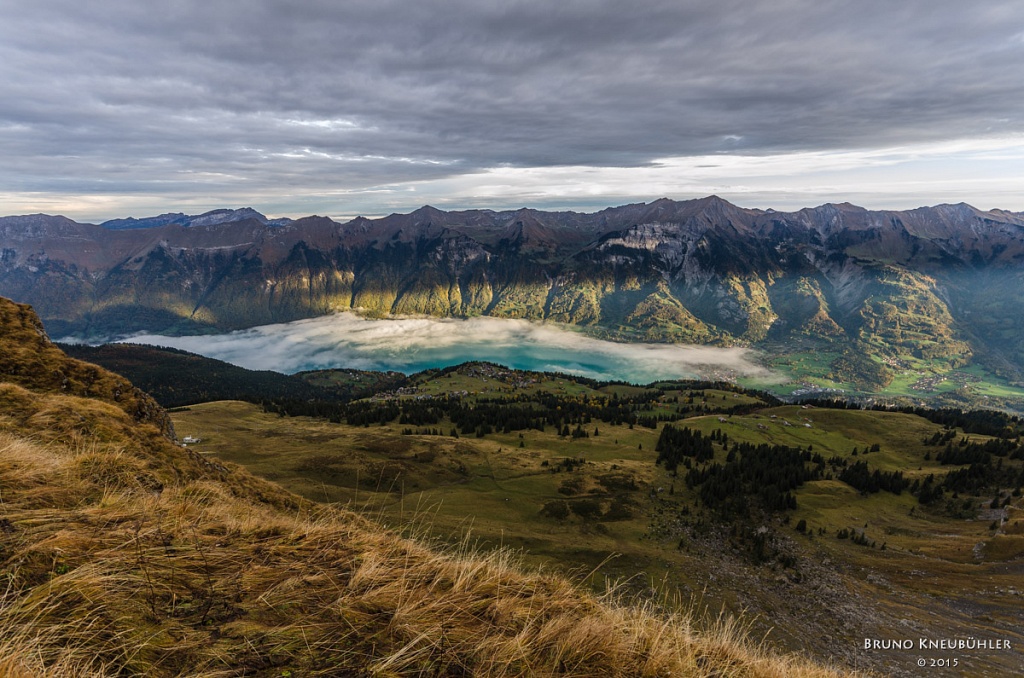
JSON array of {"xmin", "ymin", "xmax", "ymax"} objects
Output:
[{"xmin": 909, "ymin": 370, "xmax": 980, "ymax": 393}]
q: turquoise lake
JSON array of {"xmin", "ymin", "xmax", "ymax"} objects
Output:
[{"xmin": 124, "ymin": 312, "xmax": 775, "ymax": 385}]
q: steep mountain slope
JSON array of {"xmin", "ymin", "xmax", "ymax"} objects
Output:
[
  {"xmin": 0, "ymin": 299, "xmax": 172, "ymax": 434},
  {"xmin": 0, "ymin": 296, "xmax": 848, "ymax": 676},
  {"xmin": 3, "ymin": 197, "xmax": 1024, "ymax": 385}
]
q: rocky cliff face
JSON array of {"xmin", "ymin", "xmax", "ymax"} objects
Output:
[{"xmin": 3, "ymin": 197, "xmax": 1024, "ymax": 382}]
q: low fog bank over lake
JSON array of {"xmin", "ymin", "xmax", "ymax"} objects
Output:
[{"xmin": 122, "ymin": 313, "xmax": 775, "ymax": 384}]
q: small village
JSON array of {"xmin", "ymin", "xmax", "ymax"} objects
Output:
[{"xmin": 908, "ymin": 370, "xmax": 982, "ymax": 393}]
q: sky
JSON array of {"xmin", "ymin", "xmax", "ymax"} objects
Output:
[{"xmin": 2, "ymin": 0, "xmax": 1023, "ymax": 222}]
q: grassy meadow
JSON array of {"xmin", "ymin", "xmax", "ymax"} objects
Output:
[{"xmin": 172, "ymin": 367, "xmax": 1024, "ymax": 676}]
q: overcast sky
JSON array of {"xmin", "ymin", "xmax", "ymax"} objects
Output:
[{"xmin": 2, "ymin": 0, "xmax": 1023, "ymax": 221}]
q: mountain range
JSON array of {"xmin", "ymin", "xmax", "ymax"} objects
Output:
[{"xmin": 3, "ymin": 197, "xmax": 1024, "ymax": 388}]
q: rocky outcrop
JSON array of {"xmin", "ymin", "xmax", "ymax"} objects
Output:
[{"xmin": 0, "ymin": 297, "xmax": 174, "ymax": 437}]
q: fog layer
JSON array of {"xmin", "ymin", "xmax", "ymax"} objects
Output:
[{"xmin": 124, "ymin": 313, "xmax": 775, "ymax": 384}]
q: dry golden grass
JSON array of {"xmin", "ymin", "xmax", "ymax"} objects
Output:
[
  {"xmin": 0, "ymin": 419, "xmax": 857, "ymax": 677},
  {"xmin": 0, "ymin": 299, "xmax": 171, "ymax": 435},
  {"xmin": 0, "ymin": 297, "xmax": 857, "ymax": 677}
]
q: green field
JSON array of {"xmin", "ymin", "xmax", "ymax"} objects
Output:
[
  {"xmin": 760, "ymin": 344, "xmax": 1024, "ymax": 413},
  {"xmin": 171, "ymin": 367, "xmax": 1024, "ymax": 676}
]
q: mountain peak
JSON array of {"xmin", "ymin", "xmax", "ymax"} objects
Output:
[
  {"xmin": 411, "ymin": 205, "xmax": 445, "ymax": 216},
  {"xmin": 101, "ymin": 207, "xmax": 269, "ymax": 230},
  {"xmin": 187, "ymin": 207, "xmax": 268, "ymax": 227}
]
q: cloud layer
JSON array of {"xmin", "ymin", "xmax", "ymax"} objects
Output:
[
  {"xmin": 123, "ymin": 313, "xmax": 775, "ymax": 384},
  {"xmin": 2, "ymin": 1, "xmax": 1023, "ymax": 217}
]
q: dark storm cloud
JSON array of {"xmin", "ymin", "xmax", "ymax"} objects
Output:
[{"xmin": 1, "ymin": 0, "xmax": 1023, "ymax": 215}]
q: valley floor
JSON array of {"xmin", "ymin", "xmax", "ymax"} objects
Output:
[{"xmin": 172, "ymin": 393, "xmax": 1024, "ymax": 677}]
